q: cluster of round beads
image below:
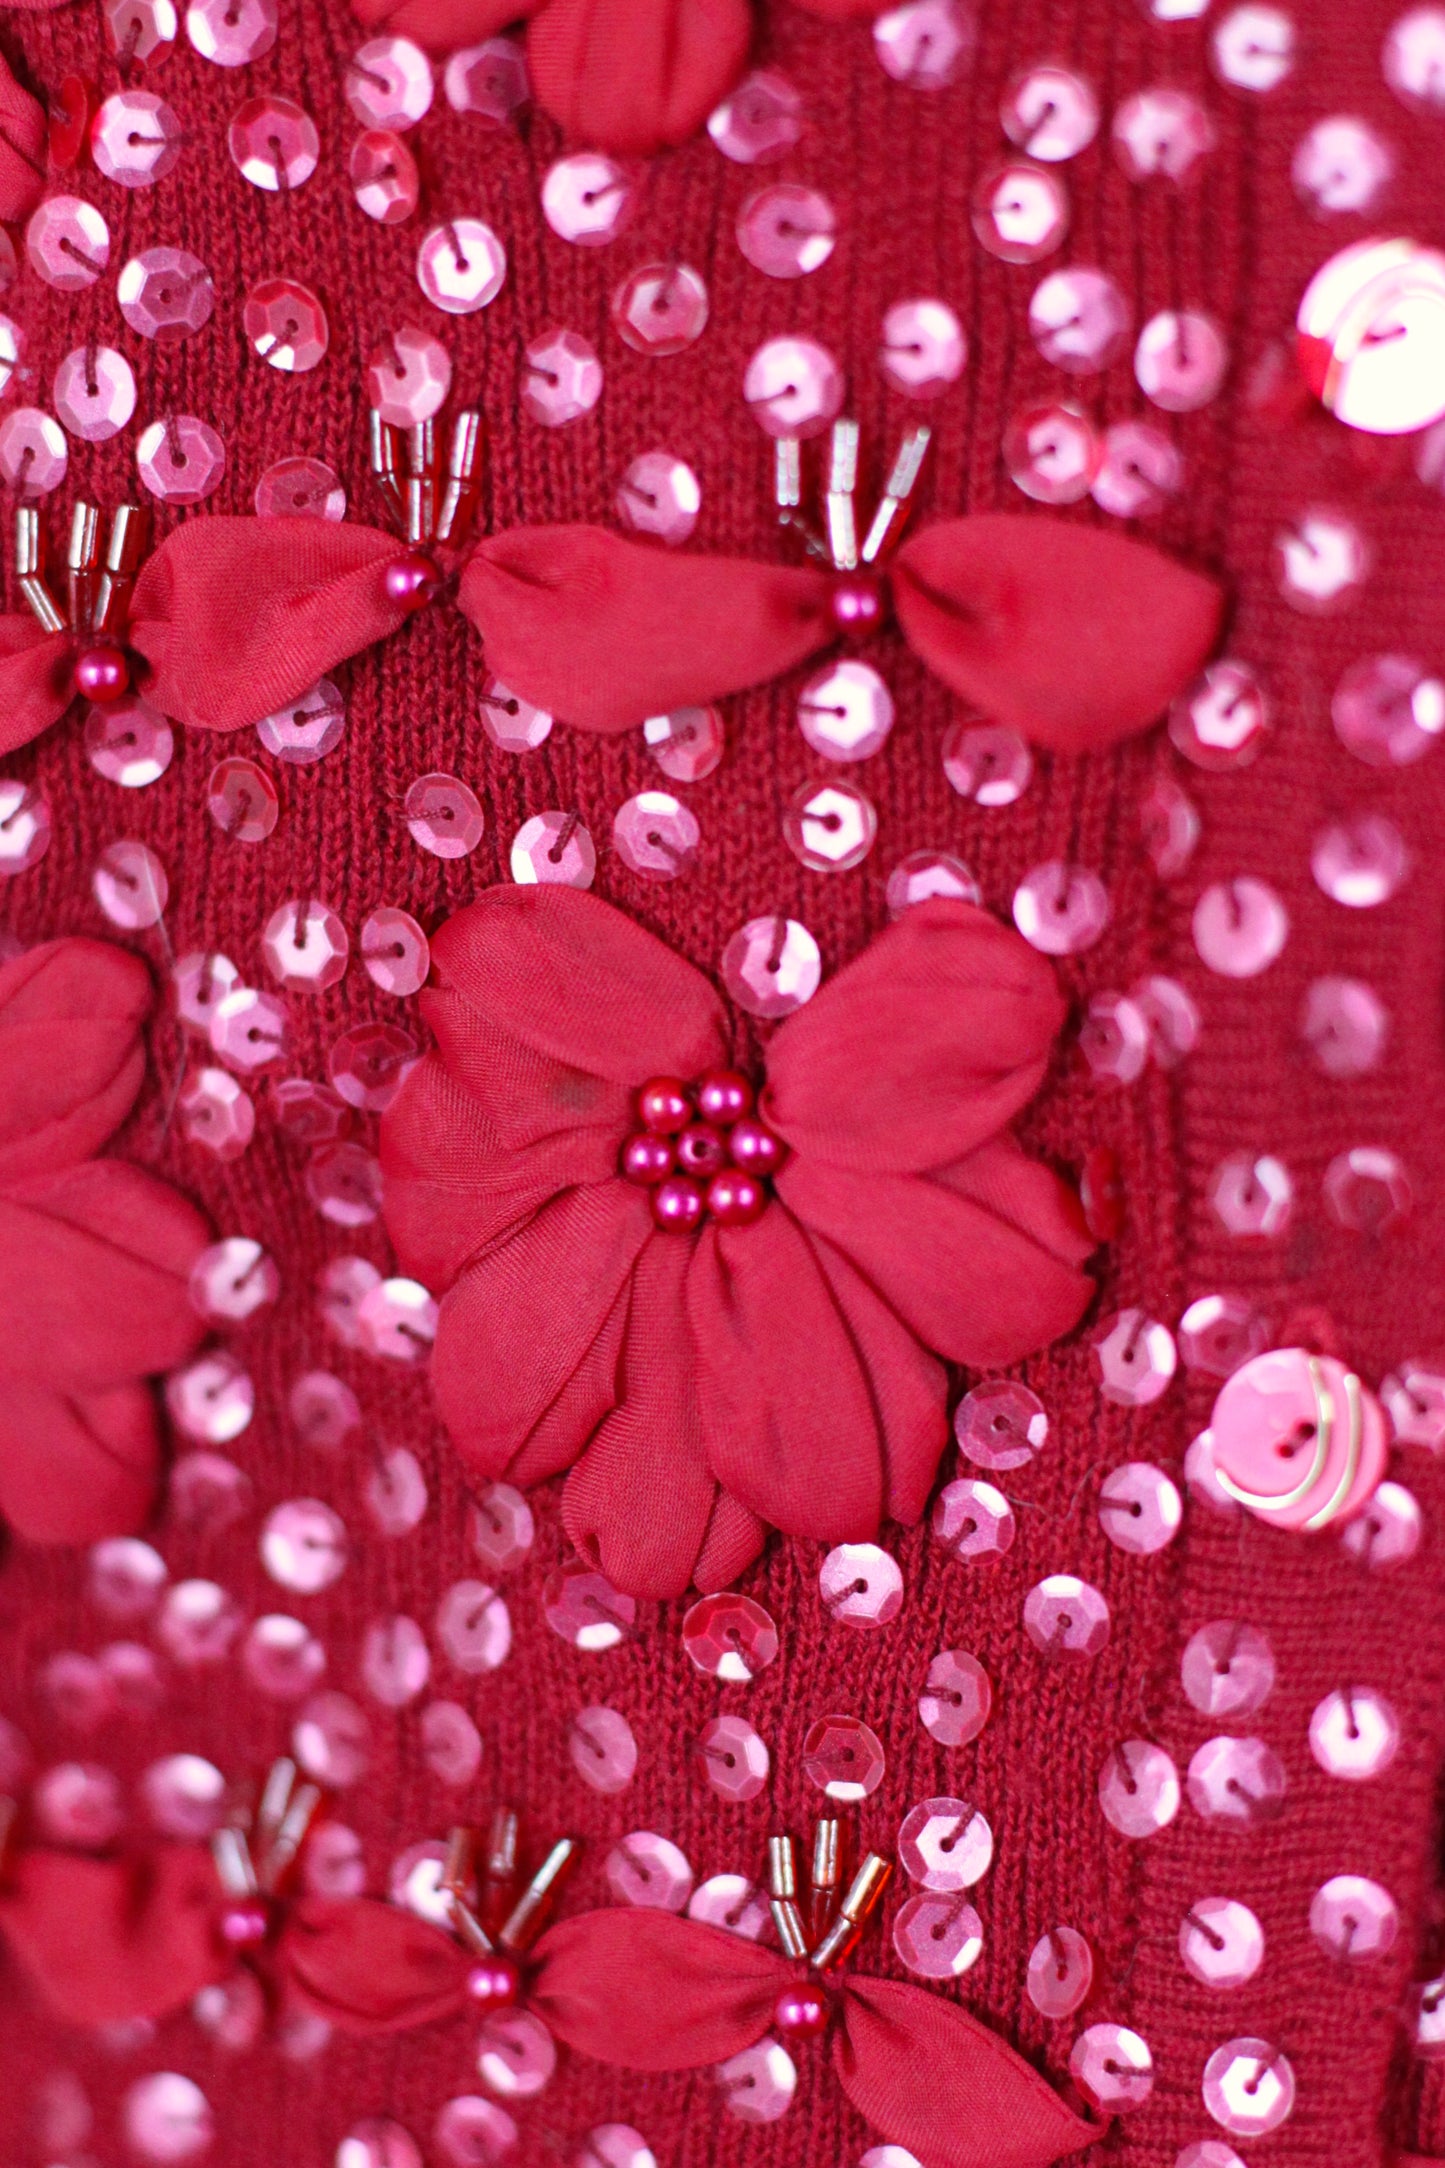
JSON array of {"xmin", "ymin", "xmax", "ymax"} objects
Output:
[{"xmin": 621, "ymin": 1072, "xmax": 786, "ymax": 1232}]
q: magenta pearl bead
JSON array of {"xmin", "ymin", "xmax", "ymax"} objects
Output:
[
  {"xmin": 695, "ymin": 1068, "xmax": 754, "ymax": 1126},
  {"xmin": 219, "ymin": 1898, "xmax": 270, "ymax": 1949},
  {"xmin": 636, "ymin": 1075, "xmax": 693, "ymax": 1135},
  {"xmin": 706, "ymin": 1168, "xmax": 767, "ymax": 1227},
  {"xmin": 73, "ymin": 644, "xmax": 131, "ymax": 703},
  {"xmin": 384, "ymin": 549, "xmax": 441, "ymax": 613},
  {"xmin": 676, "ymin": 1123, "xmax": 727, "ymax": 1178},
  {"xmin": 650, "ymin": 1175, "xmax": 705, "ymax": 1234},
  {"xmin": 773, "ymin": 1981, "xmax": 830, "ymax": 2038},
  {"xmin": 829, "ymin": 574, "xmax": 886, "ymax": 638},
  {"xmin": 728, "ymin": 1117, "xmax": 787, "ymax": 1179},
  {"xmin": 621, "ymin": 1132, "xmax": 675, "ymax": 1186},
  {"xmin": 466, "ymin": 1955, "xmax": 522, "ymax": 2009}
]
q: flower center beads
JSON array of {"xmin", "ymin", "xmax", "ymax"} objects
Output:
[
  {"xmin": 775, "ymin": 419, "xmax": 932, "ymax": 636},
  {"xmin": 767, "ymin": 1821, "xmax": 892, "ymax": 2038},
  {"xmin": 369, "ymin": 406, "xmax": 484, "ymax": 612},
  {"xmin": 440, "ymin": 1809, "xmax": 579, "ymax": 2009},
  {"xmin": 16, "ymin": 500, "xmax": 151, "ymax": 703},
  {"xmin": 211, "ymin": 1755, "xmax": 324, "ymax": 1950},
  {"xmin": 622, "ymin": 1070, "xmax": 788, "ymax": 1232}
]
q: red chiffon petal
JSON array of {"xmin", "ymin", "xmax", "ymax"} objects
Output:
[
  {"xmin": 423, "ymin": 886, "xmax": 727, "ymax": 1095},
  {"xmin": 778, "ymin": 1138, "xmax": 1093, "ymax": 1368},
  {"xmin": 0, "ymin": 1162, "xmax": 207, "ymax": 1388},
  {"xmin": 0, "ymin": 618, "xmax": 74, "ymax": 758},
  {"xmin": 130, "ymin": 517, "xmax": 404, "ymax": 732},
  {"xmin": 692, "ymin": 1488, "xmax": 768, "ymax": 1592},
  {"xmin": 561, "ymin": 1235, "xmax": 718, "ymax": 1597},
  {"xmin": 837, "ymin": 1976, "xmax": 1101, "ymax": 2168},
  {"xmin": 532, "ymin": 1909, "xmax": 784, "ymax": 2069},
  {"xmin": 351, "ymin": 0, "xmax": 542, "ymax": 39},
  {"xmin": 0, "ymin": 940, "xmax": 151, "ymax": 1183},
  {"xmin": 806, "ymin": 1234, "xmax": 948, "ymax": 1525},
  {"xmin": 763, "ymin": 900, "xmax": 1065, "ymax": 1174},
  {"xmin": 0, "ymin": 54, "xmax": 47, "ymax": 224},
  {"xmin": 283, "ymin": 1897, "xmax": 470, "ymax": 2032},
  {"xmin": 527, "ymin": 0, "xmax": 752, "ymax": 151},
  {"xmin": 459, "ymin": 528, "xmax": 831, "ymax": 729},
  {"xmin": 0, "ymin": 1846, "xmax": 226, "ymax": 2026},
  {"xmin": 382, "ymin": 1057, "xmax": 623, "ymax": 1291},
  {"xmin": 893, "ymin": 515, "xmax": 1223, "ymax": 753},
  {"xmin": 0, "ymin": 1377, "xmax": 158, "ymax": 1544},
  {"xmin": 430, "ymin": 1185, "xmax": 652, "ymax": 1482},
  {"xmin": 688, "ymin": 1210, "xmax": 884, "ymax": 1540}
]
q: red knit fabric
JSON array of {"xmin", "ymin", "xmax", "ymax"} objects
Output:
[{"xmin": 0, "ymin": 4, "xmax": 1442, "ymax": 2168}]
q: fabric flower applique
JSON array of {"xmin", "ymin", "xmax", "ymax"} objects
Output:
[
  {"xmin": 0, "ymin": 938, "xmax": 207, "ymax": 1543},
  {"xmin": 380, "ymin": 886, "xmax": 1094, "ymax": 1598}
]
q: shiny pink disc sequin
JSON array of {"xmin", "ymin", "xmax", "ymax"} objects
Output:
[
  {"xmin": 406, "ymin": 773, "xmax": 484, "ymax": 858},
  {"xmin": 819, "ymin": 1541, "xmax": 904, "ymax": 1627},
  {"xmin": 1202, "ymin": 2039, "xmax": 1295, "ymax": 2138},
  {"xmin": 119, "ymin": 249, "xmax": 214, "ymax": 340},
  {"xmin": 136, "ymin": 417, "xmax": 225, "ymax": 503},
  {"xmin": 569, "ymin": 1706, "xmax": 637, "ymax": 1795},
  {"xmin": 27, "ymin": 198, "xmax": 110, "ymax": 293},
  {"xmin": 1029, "ymin": 267, "xmax": 1131, "ymax": 371},
  {"xmin": 737, "ymin": 185, "xmax": 836, "ymax": 277},
  {"xmin": 918, "ymin": 1648, "xmax": 991, "ymax": 1744},
  {"xmin": 1332, "ymin": 653, "xmax": 1445, "ymax": 764},
  {"xmin": 873, "ymin": 0, "xmax": 975, "ymax": 87},
  {"xmin": 955, "ymin": 1379, "xmax": 1047, "ymax": 1471},
  {"xmin": 53, "ymin": 346, "xmax": 137, "ymax": 441},
  {"xmin": 893, "ymin": 1892, "xmax": 983, "ymax": 1978},
  {"xmin": 0, "ymin": 781, "xmax": 51, "ymax": 876},
  {"xmin": 783, "ymin": 779, "xmax": 877, "ymax": 872},
  {"xmin": 899, "ymin": 1797, "xmax": 992, "ymax": 1889},
  {"xmin": 522, "ymin": 329, "xmax": 602, "ymax": 426},
  {"xmin": 92, "ymin": 90, "xmax": 183, "ymax": 187},
  {"xmin": 245, "ymin": 279, "xmax": 329, "ymax": 372},
  {"xmin": 542, "ymin": 153, "xmax": 637, "ymax": 244},
  {"xmin": 361, "ymin": 908, "xmax": 430, "ymax": 996},
  {"xmin": 1013, "ymin": 862, "xmax": 1110, "ymax": 954},
  {"xmin": 744, "ymin": 336, "xmax": 845, "ymax": 438},
  {"xmin": 682, "ymin": 1593, "xmax": 778, "ymax": 1680},
  {"xmin": 1023, "ymin": 1575, "xmax": 1110, "ymax": 1660},
  {"xmin": 351, "ymin": 130, "xmax": 420, "ymax": 224},
  {"xmin": 617, "ymin": 452, "xmax": 701, "ymax": 544},
  {"xmin": 972, "ymin": 162, "xmax": 1069, "ymax": 263},
  {"xmin": 880, "ymin": 297, "xmax": 968, "ymax": 395},
  {"xmin": 1098, "ymin": 1741, "xmax": 1180, "ymax": 1837},
  {"xmin": 932, "ymin": 1477, "xmax": 1015, "ymax": 1563},
  {"xmin": 613, "ymin": 263, "xmax": 709, "ymax": 355},
  {"xmin": 93, "ymin": 839, "xmax": 167, "ymax": 927},
  {"xmin": 347, "ymin": 36, "xmax": 433, "ymax": 127},
  {"xmin": 418, "ymin": 219, "xmax": 507, "ymax": 313},
  {"xmin": 802, "ymin": 1714, "xmax": 886, "ymax": 1800},
  {"xmin": 85, "ymin": 700, "xmax": 172, "ymax": 788},
  {"xmin": 510, "ymin": 812, "xmax": 597, "ymax": 888},
  {"xmin": 256, "ymin": 458, "xmax": 346, "ymax": 521},
  {"xmin": 0, "ymin": 409, "xmax": 66, "ymax": 497},
  {"xmin": 708, "ymin": 70, "xmax": 802, "ymax": 161},
  {"xmin": 1071, "ymin": 2025, "xmax": 1153, "ymax": 2113},
  {"xmin": 1113, "ymin": 87, "xmax": 1216, "ymax": 180},
  {"xmin": 229, "ymin": 94, "xmax": 319, "ymax": 189},
  {"xmin": 1026, "ymin": 1927, "xmax": 1093, "ymax": 2018},
  {"xmin": 614, "ymin": 792, "xmax": 700, "ymax": 880},
  {"xmin": 1180, "ymin": 1897, "xmax": 1264, "ymax": 1989},
  {"xmin": 367, "ymin": 325, "xmax": 452, "ymax": 426},
  {"xmin": 1004, "ymin": 402, "xmax": 1100, "ymax": 503},
  {"xmin": 721, "ymin": 916, "xmax": 821, "ymax": 1018},
  {"xmin": 1192, "ymin": 878, "xmax": 1288, "ymax": 977},
  {"xmin": 698, "ymin": 1715, "xmax": 770, "ymax": 1802}
]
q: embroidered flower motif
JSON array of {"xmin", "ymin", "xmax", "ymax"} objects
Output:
[
  {"xmin": 0, "ymin": 939, "xmax": 208, "ymax": 1543},
  {"xmin": 380, "ymin": 887, "xmax": 1093, "ymax": 1598}
]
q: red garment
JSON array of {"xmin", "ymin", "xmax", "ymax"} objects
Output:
[{"xmin": 0, "ymin": 3, "xmax": 1444, "ymax": 2167}]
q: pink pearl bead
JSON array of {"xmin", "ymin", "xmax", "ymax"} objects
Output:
[
  {"xmin": 636, "ymin": 1076, "xmax": 693, "ymax": 1135},
  {"xmin": 73, "ymin": 644, "xmax": 131, "ymax": 703},
  {"xmin": 466, "ymin": 1955, "xmax": 522, "ymax": 2008},
  {"xmin": 707, "ymin": 1169, "xmax": 768, "ymax": 1226},
  {"xmin": 621, "ymin": 1132, "xmax": 674, "ymax": 1186},
  {"xmin": 695, "ymin": 1069, "xmax": 754, "ymax": 1126},
  {"xmin": 829, "ymin": 574, "xmax": 887, "ymax": 637},
  {"xmin": 729, "ymin": 1118, "xmax": 787, "ymax": 1178},
  {"xmin": 219, "ymin": 1898, "xmax": 270, "ymax": 1948},
  {"xmin": 650, "ymin": 1176, "xmax": 705, "ymax": 1234},
  {"xmin": 676, "ymin": 1123, "xmax": 727, "ymax": 1178},
  {"xmin": 384, "ymin": 550, "xmax": 440, "ymax": 612},
  {"xmin": 773, "ymin": 1982, "xmax": 829, "ymax": 2037}
]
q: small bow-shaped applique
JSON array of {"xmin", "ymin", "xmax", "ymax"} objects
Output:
[
  {"xmin": 0, "ymin": 500, "xmax": 157, "ymax": 759},
  {"xmin": 527, "ymin": 1825, "xmax": 1102, "ymax": 2168},
  {"xmin": 0, "ymin": 938, "xmax": 207, "ymax": 1545},
  {"xmin": 381, "ymin": 883, "xmax": 1095, "ymax": 1598},
  {"xmin": 458, "ymin": 418, "xmax": 1224, "ymax": 754}
]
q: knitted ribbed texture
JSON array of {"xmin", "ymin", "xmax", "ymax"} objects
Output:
[{"xmin": 2, "ymin": 2, "xmax": 1444, "ymax": 2164}]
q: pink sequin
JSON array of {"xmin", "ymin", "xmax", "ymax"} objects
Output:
[
  {"xmin": 522, "ymin": 329, "xmax": 602, "ymax": 426},
  {"xmin": 367, "ymin": 326, "xmax": 452, "ymax": 427},
  {"xmin": 1332, "ymin": 653, "xmax": 1445, "ymax": 764},
  {"xmin": 1070, "ymin": 2025, "xmax": 1154, "ymax": 2112},
  {"xmin": 1029, "ymin": 267, "xmax": 1131, "ymax": 372},
  {"xmin": 1013, "ymin": 862, "xmax": 1110, "ymax": 954},
  {"xmin": 542, "ymin": 152, "xmax": 637, "ymax": 244},
  {"xmin": 1003, "ymin": 402, "xmax": 1100, "ymax": 503},
  {"xmin": 136, "ymin": 417, "xmax": 225, "ymax": 503},
  {"xmin": 918, "ymin": 1648, "xmax": 991, "ymax": 1744},
  {"xmin": 444, "ymin": 39, "xmax": 529, "ymax": 122},
  {"xmin": 92, "ymin": 89, "xmax": 183, "ymax": 186},
  {"xmin": 697, "ymin": 1714, "xmax": 770, "ymax": 1802},
  {"xmin": 1098, "ymin": 1742, "xmax": 1179, "ymax": 1838},
  {"xmin": 261, "ymin": 1500, "xmax": 349, "ymax": 1594},
  {"xmin": 1187, "ymin": 1735, "xmax": 1287, "ymax": 1824},
  {"xmin": 351, "ymin": 130, "xmax": 420, "ymax": 225},
  {"xmin": 1202, "ymin": 2039, "xmax": 1295, "ymax": 2138},
  {"xmin": 1181, "ymin": 1622, "xmax": 1276, "ymax": 1718},
  {"xmin": 26, "ymin": 197, "xmax": 110, "ymax": 293},
  {"xmin": 682, "ymin": 1592, "xmax": 778, "ymax": 1680},
  {"xmin": 1180, "ymin": 1899, "xmax": 1264, "ymax": 1989},
  {"xmin": 737, "ymin": 185, "xmax": 836, "ymax": 278},
  {"xmin": 53, "ymin": 346, "xmax": 137, "ymax": 442},
  {"xmin": 708, "ymin": 69, "xmax": 802, "ymax": 162},
  {"xmin": 186, "ymin": 0, "xmax": 276, "ymax": 64},
  {"xmin": 872, "ymin": 0, "xmax": 975, "ymax": 88},
  {"xmin": 613, "ymin": 263, "xmax": 709, "ymax": 355},
  {"xmin": 85, "ymin": 700, "xmax": 173, "ymax": 788},
  {"xmin": 721, "ymin": 916, "xmax": 821, "ymax": 1018},
  {"xmin": 803, "ymin": 1714, "xmax": 886, "ymax": 1801},
  {"xmin": 744, "ymin": 336, "xmax": 845, "ymax": 438},
  {"xmin": 229, "ymin": 94, "xmax": 320, "ymax": 190},
  {"xmin": 0, "ymin": 409, "xmax": 66, "ymax": 497},
  {"xmin": 510, "ymin": 812, "xmax": 597, "ymax": 888},
  {"xmin": 899, "ymin": 1797, "xmax": 992, "ymax": 1889},
  {"xmin": 406, "ymin": 773, "xmax": 484, "ymax": 858},
  {"xmin": 417, "ymin": 219, "xmax": 507, "ymax": 314},
  {"xmin": 0, "ymin": 781, "xmax": 50, "ymax": 877},
  {"xmin": 1026, "ymin": 1927, "xmax": 1093, "ymax": 2018},
  {"xmin": 346, "ymin": 36, "xmax": 433, "ymax": 127},
  {"xmin": 1023, "ymin": 1575, "xmax": 1110, "ymax": 1660},
  {"xmin": 971, "ymin": 163, "xmax": 1069, "ymax": 263},
  {"xmin": 245, "ymin": 279, "xmax": 329, "ymax": 372},
  {"xmin": 569, "ymin": 1705, "xmax": 638, "ymax": 1795}
]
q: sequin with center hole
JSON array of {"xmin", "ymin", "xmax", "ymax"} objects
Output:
[
  {"xmin": 1071, "ymin": 2027, "xmax": 1154, "ymax": 2113},
  {"xmin": 617, "ymin": 451, "xmax": 701, "ymax": 545},
  {"xmin": 186, "ymin": 0, "xmax": 276, "ymax": 64},
  {"xmin": 257, "ymin": 460, "xmax": 347, "ymax": 521},
  {"xmin": 54, "ymin": 345, "xmax": 136, "ymax": 441},
  {"xmin": 421, "ymin": 1702, "xmax": 482, "ymax": 1787},
  {"xmin": 1301, "ymin": 977, "xmax": 1389, "ymax": 1077},
  {"xmin": 942, "ymin": 721, "xmax": 1032, "ymax": 804},
  {"xmin": 189, "ymin": 1236, "xmax": 278, "ymax": 1324},
  {"xmin": 1275, "ymin": 507, "xmax": 1370, "ymax": 610},
  {"xmin": 470, "ymin": 1484, "xmax": 534, "ymax": 1574},
  {"xmin": 119, "ymin": 249, "xmax": 214, "ymax": 340},
  {"xmin": 542, "ymin": 152, "xmax": 637, "ymax": 244},
  {"xmin": 1026, "ymin": 1927, "xmax": 1093, "ymax": 2018},
  {"xmin": 1023, "ymin": 1575, "xmax": 1110, "ymax": 1659},
  {"xmin": 351, "ymin": 129, "xmax": 420, "ymax": 225},
  {"xmin": 435, "ymin": 2099, "xmax": 518, "ymax": 2166},
  {"xmin": 293, "ymin": 1691, "xmax": 370, "ymax": 1788},
  {"xmin": 1113, "ymin": 86, "xmax": 1216, "ymax": 180},
  {"xmin": 708, "ymin": 70, "xmax": 802, "ymax": 161},
  {"xmin": 802, "ymin": 1713, "xmax": 885, "ymax": 1800},
  {"xmin": 122, "ymin": 2075, "xmax": 214, "ymax": 2164},
  {"xmin": 157, "ymin": 1578, "xmax": 243, "ymax": 1666},
  {"xmin": 136, "ymin": 417, "xmax": 225, "ymax": 504},
  {"xmin": 721, "ymin": 917, "xmax": 821, "ymax": 1018},
  {"xmin": 1312, "ymin": 811, "xmax": 1410, "ymax": 906},
  {"xmin": 481, "ymin": 678, "xmax": 553, "ymax": 752},
  {"xmin": 1202, "ymin": 2039, "xmax": 1294, "ymax": 2138},
  {"xmin": 244, "ymin": 280, "xmax": 329, "ymax": 373},
  {"xmin": 688, "ymin": 1874, "xmax": 770, "ymax": 1939},
  {"xmin": 346, "ymin": 36, "xmax": 434, "ymax": 128},
  {"xmin": 1170, "ymin": 660, "xmax": 1269, "ymax": 769},
  {"xmin": 1211, "ymin": 5, "xmax": 1295, "ymax": 90},
  {"xmin": 543, "ymin": 1562, "xmax": 635, "ymax": 1650},
  {"xmin": 1013, "ymin": 863, "xmax": 1110, "ymax": 954},
  {"xmin": 682, "ymin": 1593, "xmax": 778, "ymax": 1680},
  {"xmin": 207, "ymin": 758, "xmax": 278, "ymax": 843},
  {"xmin": 179, "ymin": 1068, "xmax": 254, "ymax": 1159},
  {"xmin": 85, "ymin": 700, "xmax": 172, "ymax": 788},
  {"xmin": 932, "ymin": 1477, "xmax": 1015, "ymax": 1563},
  {"xmin": 330, "ymin": 1024, "xmax": 418, "ymax": 1113},
  {"xmin": 1098, "ymin": 1462, "xmax": 1183, "ymax": 1553},
  {"xmin": 898, "ymin": 1798, "xmax": 992, "ymax": 1889},
  {"xmin": 614, "ymin": 792, "xmax": 701, "ymax": 880},
  {"xmin": 797, "ymin": 659, "xmax": 894, "ymax": 761},
  {"xmin": 262, "ymin": 899, "xmax": 348, "ymax": 992},
  {"xmin": 954, "ymin": 1379, "xmax": 1047, "ymax": 1472},
  {"xmin": 744, "ymin": 335, "xmax": 845, "ymax": 438},
  {"xmin": 1179, "ymin": 1897, "xmax": 1264, "ymax": 1989},
  {"xmin": 819, "ymin": 1541, "xmax": 904, "ymax": 1627},
  {"xmin": 893, "ymin": 1892, "xmax": 982, "ymax": 1978},
  {"xmin": 570, "ymin": 1705, "xmax": 637, "ymax": 1795},
  {"xmin": 0, "ymin": 410, "xmax": 66, "ymax": 497},
  {"xmin": 357, "ymin": 1276, "xmax": 435, "ymax": 1361},
  {"xmin": 1187, "ymin": 1735, "xmax": 1286, "ymax": 1823},
  {"xmin": 417, "ymin": 219, "xmax": 507, "ymax": 314},
  {"xmin": 613, "ymin": 262, "xmax": 709, "ymax": 355},
  {"xmin": 365, "ymin": 1447, "xmax": 428, "ymax": 1536},
  {"xmin": 405, "ymin": 773, "xmax": 484, "ymax": 858},
  {"xmin": 229, "ymin": 94, "xmax": 319, "ymax": 190},
  {"xmin": 1192, "ymin": 879, "xmax": 1288, "ymax": 978},
  {"xmin": 1135, "ymin": 310, "xmax": 1229, "ymax": 410},
  {"xmin": 1341, "ymin": 1479, "xmax": 1421, "ymax": 1568},
  {"xmin": 261, "ymin": 1499, "xmax": 348, "ymax": 1594},
  {"xmin": 971, "ymin": 163, "xmax": 1069, "ymax": 264},
  {"xmin": 243, "ymin": 1615, "xmax": 326, "ymax": 1701},
  {"xmin": 1309, "ymin": 1687, "xmax": 1399, "ymax": 1779},
  {"xmin": 873, "ymin": 0, "xmax": 975, "ymax": 88},
  {"xmin": 607, "ymin": 1832, "xmax": 693, "ymax": 1910},
  {"xmin": 917, "ymin": 1648, "xmax": 991, "ymax": 1744},
  {"xmin": 1004, "ymin": 402, "xmax": 1100, "ymax": 503},
  {"xmin": 367, "ymin": 325, "xmax": 452, "ymax": 426},
  {"xmin": 511, "ymin": 811, "xmax": 597, "ymax": 888},
  {"xmin": 716, "ymin": 2039, "xmax": 795, "ymax": 2123},
  {"xmin": 445, "ymin": 38, "xmax": 529, "ymax": 121},
  {"xmin": 1099, "ymin": 1741, "xmax": 1179, "ymax": 1837},
  {"xmin": 361, "ymin": 908, "xmax": 430, "ymax": 996},
  {"xmin": 257, "ymin": 678, "xmax": 346, "ymax": 764},
  {"xmin": 94, "ymin": 840, "xmax": 167, "ymax": 928},
  {"xmin": 1324, "ymin": 1144, "xmax": 1413, "ymax": 1234},
  {"xmin": 737, "ymin": 185, "xmax": 836, "ymax": 278},
  {"xmin": 1181, "ymin": 1623, "xmax": 1275, "ymax": 1718},
  {"xmin": 307, "ymin": 1143, "xmax": 383, "ymax": 1227},
  {"xmin": 1294, "ymin": 116, "xmax": 1394, "ymax": 215},
  {"xmin": 27, "ymin": 197, "xmax": 110, "ymax": 293},
  {"xmin": 697, "ymin": 1714, "xmax": 769, "ymax": 1802},
  {"xmin": 886, "ymin": 851, "xmax": 980, "ymax": 914},
  {"xmin": 1310, "ymin": 1874, "xmax": 1398, "ymax": 1960},
  {"xmin": 1029, "ymin": 267, "xmax": 1131, "ymax": 372},
  {"xmin": 521, "ymin": 329, "xmax": 602, "ymax": 426},
  {"xmin": 1092, "ymin": 420, "xmax": 1183, "ymax": 517},
  {"xmin": 783, "ymin": 779, "xmax": 877, "ymax": 871}
]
